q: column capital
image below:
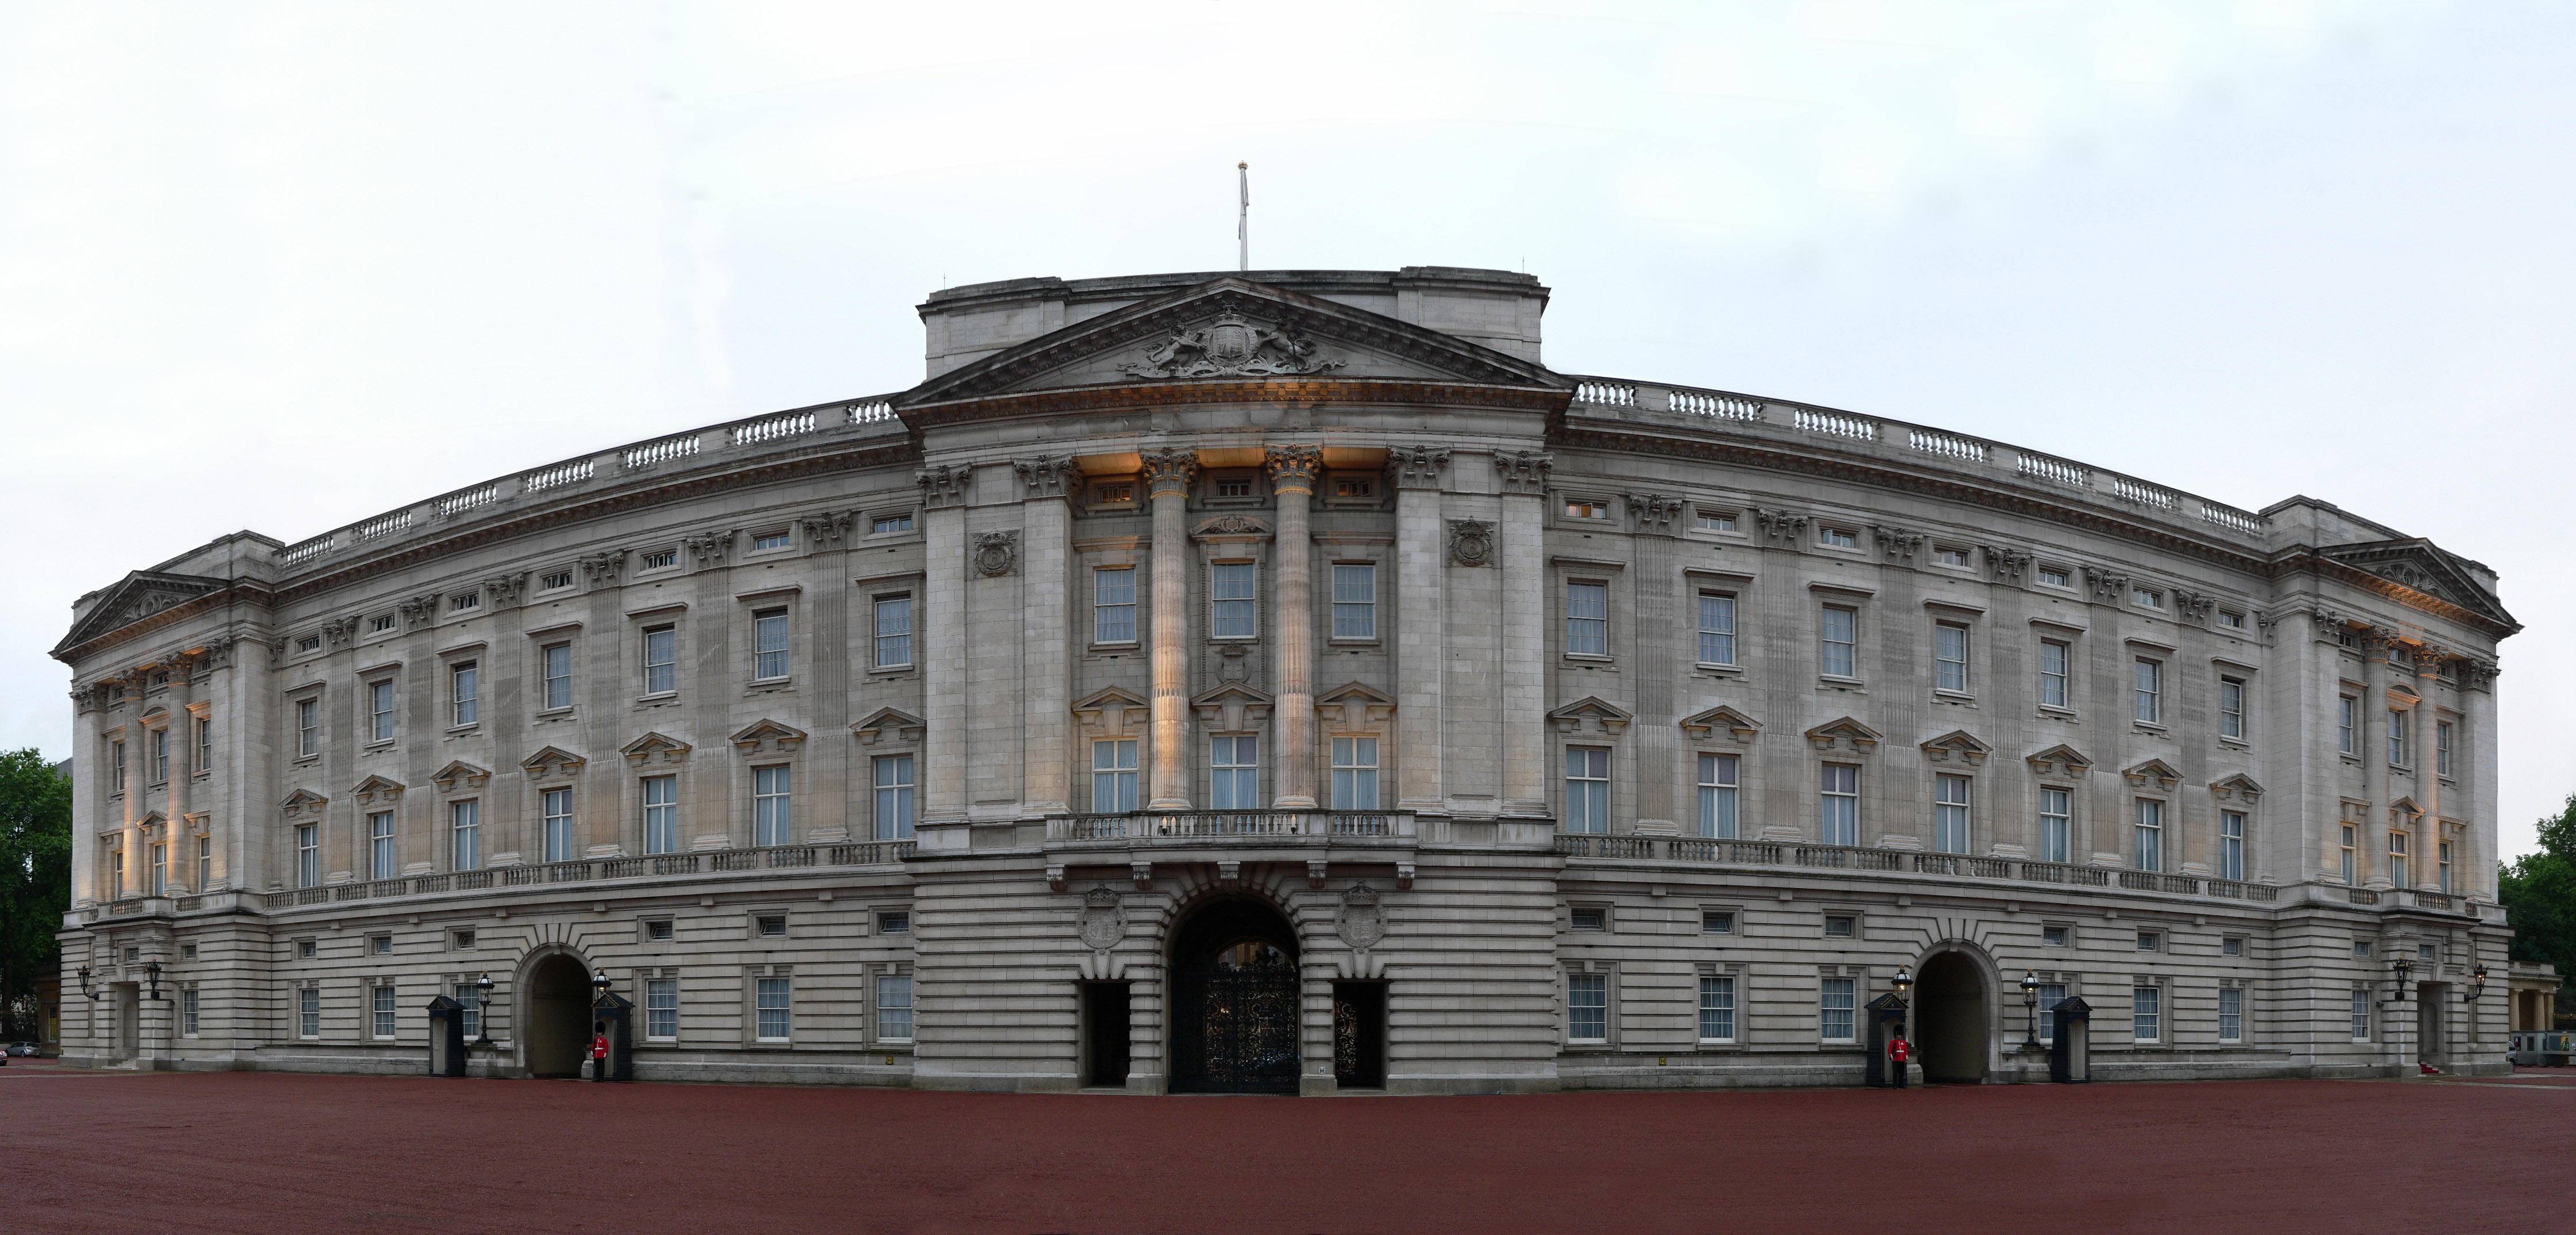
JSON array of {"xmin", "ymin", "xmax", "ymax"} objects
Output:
[
  {"xmin": 1013, "ymin": 454, "xmax": 1084, "ymax": 500},
  {"xmin": 917, "ymin": 463, "xmax": 972, "ymax": 510},
  {"xmin": 1140, "ymin": 447, "xmax": 1198, "ymax": 497},
  {"xmin": 1627, "ymin": 494, "xmax": 1684, "ymax": 537},
  {"xmin": 1386, "ymin": 445, "xmax": 1450, "ymax": 491},
  {"xmin": 1494, "ymin": 450, "xmax": 1552, "ymax": 495},
  {"xmin": 1263, "ymin": 444, "xmax": 1322, "ymax": 494}
]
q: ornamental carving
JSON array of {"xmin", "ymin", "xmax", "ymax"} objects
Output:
[
  {"xmin": 579, "ymin": 552, "xmax": 624, "ymax": 587},
  {"xmin": 1193, "ymin": 515, "xmax": 1270, "ymax": 540},
  {"xmin": 2084, "ymin": 567, "xmax": 2130, "ymax": 603},
  {"xmin": 482, "ymin": 572, "xmax": 528, "ymax": 609},
  {"xmin": 1117, "ymin": 311, "xmax": 1343, "ymax": 379},
  {"xmin": 973, "ymin": 530, "xmax": 1020, "ymax": 578},
  {"xmin": 1013, "ymin": 455, "xmax": 1083, "ymax": 500},
  {"xmin": 1077, "ymin": 886, "xmax": 1125, "ymax": 951},
  {"xmin": 684, "ymin": 531, "xmax": 735, "ymax": 569},
  {"xmin": 1981, "ymin": 545, "xmax": 2030, "ymax": 584},
  {"xmin": 1494, "ymin": 450, "xmax": 1553, "ymax": 495},
  {"xmin": 1448, "ymin": 519, "xmax": 1496, "ymax": 567},
  {"xmin": 917, "ymin": 464, "xmax": 971, "ymax": 510},
  {"xmin": 2171, "ymin": 590, "xmax": 2216, "ymax": 622},
  {"xmin": 1263, "ymin": 444, "xmax": 1323, "ymax": 494},
  {"xmin": 400, "ymin": 594, "xmax": 440, "ymax": 630},
  {"xmin": 2308, "ymin": 608, "xmax": 2350, "ymax": 641},
  {"xmin": 71, "ymin": 684, "xmax": 97, "ymax": 714},
  {"xmin": 323, "ymin": 615, "xmax": 360, "ymax": 649},
  {"xmin": 197, "ymin": 637, "xmax": 235, "ymax": 672},
  {"xmin": 1139, "ymin": 448, "xmax": 1199, "ymax": 496},
  {"xmin": 799, "ymin": 511, "xmax": 854, "ymax": 549},
  {"xmin": 1752, "ymin": 507, "xmax": 1808, "ymax": 545},
  {"xmin": 1385, "ymin": 445, "xmax": 1450, "ymax": 491},
  {"xmin": 1336, "ymin": 883, "xmax": 1388, "ymax": 950},
  {"xmin": 1873, "ymin": 526, "xmax": 1922, "ymax": 562},
  {"xmin": 1627, "ymin": 494, "xmax": 1682, "ymax": 537}
]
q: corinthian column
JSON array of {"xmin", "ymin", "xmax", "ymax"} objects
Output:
[
  {"xmin": 1266, "ymin": 445, "xmax": 1322, "ymax": 810},
  {"xmin": 1143, "ymin": 447, "xmax": 1199, "ymax": 812}
]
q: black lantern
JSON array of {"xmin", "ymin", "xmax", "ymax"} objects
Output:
[
  {"xmin": 2392, "ymin": 955, "xmax": 2414, "ymax": 1000},
  {"xmin": 144, "ymin": 959, "xmax": 163, "ymax": 1001},
  {"xmin": 2465, "ymin": 963, "xmax": 2489, "ymax": 1004},
  {"xmin": 76, "ymin": 965, "xmax": 101, "ymax": 1001},
  {"xmin": 472, "ymin": 972, "xmax": 497, "ymax": 1047},
  {"xmin": 1891, "ymin": 965, "xmax": 1914, "ymax": 1000},
  {"xmin": 2019, "ymin": 970, "xmax": 2041, "ymax": 1050}
]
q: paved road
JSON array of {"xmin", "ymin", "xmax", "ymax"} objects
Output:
[{"xmin": 5, "ymin": 1067, "xmax": 2567, "ymax": 1233}]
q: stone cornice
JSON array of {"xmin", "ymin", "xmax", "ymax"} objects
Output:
[{"xmin": 897, "ymin": 377, "xmax": 1566, "ymax": 433}]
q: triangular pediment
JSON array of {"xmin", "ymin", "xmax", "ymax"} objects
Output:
[
  {"xmin": 2025, "ymin": 744, "xmax": 2095, "ymax": 776},
  {"xmin": 350, "ymin": 774, "xmax": 406, "ymax": 802},
  {"xmin": 1804, "ymin": 717, "xmax": 1883, "ymax": 753},
  {"xmin": 2210, "ymin": 773, "xmax": 2265, "ymax": 801},
  {"xmin": 430, "ymin": 760, "xmax": 490, "ymax": 792},
  {"xmin": 1548, "ymin": 696, "xmax": 1634, "ymax": 735},
  {"xmin": 55, "ymin": 570, "xmax": 231, "ymax": 656},
  {"xmin": 2390, "ymin": 796, "xmax": 2424, "ymax": 817},
  {"xmin": 1314, "ymin": 682, "xmax": 1397, "ymax": 727},
  {"xmin": 619, "ymin": 732, "xmax": 692, "ymax": 765},
  {"xmin": 729, "ymin": 718, "xmax": 810, "ymax": 754},
  {"xmin": 519, "ymin": 745, "xmax": 587, "ymax": 778},
  {"xmin": 902, "ymin": 279, "xmax": 1566, "ymax": 410},
  {"xmin": 1192, "ymin": 681, "xmax": 1274, "ymax": 708},
  {"xmin": 850, "ymin": 708, "xmax": 927, "ymax": 745},
  {"xmin": 1072, "ymin": 686, "xmax": 1150, "ymax": 713},
  {"xmin": 1680, "ymin": 705, "xmax": 1761, "ymax": 743},
  {"xmin": 2121, "ymin": 759, "xmax": 2183, "ymax": 790},
  {"xmin": 1918, "ymin": 729, "xmax": 1994, "ymax": 764},
  {"xmin": 279, "ymin": 787, "xmax": 327, "ymax": 816},
  {"xmin": 2316, "ymin": 539, "xmax": 2515, "ymax": 629},
  {"xmin": 1316, "ymin": 682, "xmax": 1396, "ymax": 707}
]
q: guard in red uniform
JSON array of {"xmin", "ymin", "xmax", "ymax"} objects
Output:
[
  {"xmin": 1888, "ymin": 1034, "xmax": 1911, "ymax": 1088},
  {"xmin": 591, "ymin": 1025, "xmax": 610, "ymax": 1082}
]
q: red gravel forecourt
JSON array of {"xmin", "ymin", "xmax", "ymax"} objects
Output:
[{"xmin": 3, "ymin": 1065, "xmax": 2568, "ymax": 1235}]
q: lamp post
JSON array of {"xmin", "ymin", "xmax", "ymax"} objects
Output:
[
  {"xmin": 471, "ymin": 972, "xmax": 495, "ymax": 1049},
  {"xmin": 2393, "ymin": 955, "xmax": 2414, "ymax": 1000},
  {"xmin": 1891, "ymin": 964, "xmax": 1914, "ymax": 1004},
  {"xmin": 75, "ymin": 965, "xmax": 101, "ymax": 1001},
  {"xmin": 144, "ymin": 960, "xmax": 163, "ymax": 1001},
  {"xmin": 591, "ymin": 971, "xmax": 612, "ymax": 1001},
  {"xmin": 2464, "ymin": 962, "xmax": 2488, "ymax": 1004},
  {"xmin": 2021, "ymin": 970, "xmax": 2041, "ymax": 1051}
]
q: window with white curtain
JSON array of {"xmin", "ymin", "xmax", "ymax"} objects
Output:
[
  {"xmin": 641, "ymin": 776, "xmax": 677, "ymax": 855},
  {"xmin": 1934, "ymin": 775, "xmax": 1971, "ymax": 854},
  {"xmin": 753, "ymin": 765, "xmax": 791, "ymax": 847},
  {"xmin": 2133, "ymin": 659, "xmax": 2161, "ymax": 724},
  {"xmin": 1332, "ymin": 564, "xmax": 1375, "ymax": 639},
  {"xmin": 644, "ymin": 626, "xmax": 677, "ymax": 693},
  {"xmin": 1820, "ymin": 763, "xmax": 1859, "ymax": 846},
  {"xmin": 1820, "ymin": 977, "xmax": 1856, "ymax": 1040},
  {"xmin": 2218, "ymin": 987, "xmax": 2242, "ymax": 1042},
  {"xmin": 1564, "ymin": 748, "xmax": 1610, "ymax": 834},
  {"xmin": 2036, "ymin": 982, "xmax": 2067, "ymax": 1041},
  {"xmin": 646, "ymin": 978, "xmax": 678, "ymax": 1040},
  {"xmin": 1210, "ymin": 736, "xmax": 1260, "ymax": 811},
  {"xmin": 451, "ymin": 662, "xmax": 478, "ymax": 727},
  {"xmin": 1093, "ymin": 568, "xmax": 1137, "ymax": 643},
  {"xmin": 1331, "ymin": 737, "xmax": 1378, "ymax": 811},
  {"xmin": 370, "ymin": 680, "xmax": 396, "ymax": 741},
  {"xmin": 297, "ymin": 699, "xmax": 319, "ymax": 758},
  {"xmin": 1697, "ymin": 976, "xmax": 1736, "ymax": 1042},
  {"xmin": 2132, "ymin": 986, "xmax": 2160, "ymax": 1042},
  {"xmin": 2218, "ymin": 676, "xmax": 2245, "ymax": 740},
  {"xmin": 2219, "ymin": 810, "xmax": 2245, "ymax": 881},
  {"xmin": 873, "ymin": 597, "xmax": 913, "ymax": 668},
  {"xmin": 2350, "ymin": 989, "xmax": 2371, "ymax": 1041},
  {"xmin": 1211, "ymin": 563, "xmax": 1258, "ymax": 638},
  {"xmin": 1090, "ymin": 741, "xmax": 1138, "ymax": 815},
  {"xmin": 2133, "ymin": 798, "xmax": 2163, "ymax": 872},
  {"xmin": 1566, "ymin": 582, "xmax": 1608, "ymax": 656},
  {"xmin": 753, "ymin": 609, "xmax": 789, "ymax": 680},
  {"xmin": 1820, "ymin": 606, "xmax": 1858, "ymax": 678},
  {"xmin": 1697, "ymin": 755, "xmax": 1738, "ymax": 840},
  {"xmin": 874, "ymin": 755, "xmax": 915, "ymax": 840},
  {"xmin": 543, "ymin": 643, "xmax": 574, "ymax": 709},
  {"xmin": 296, "ymin": 824, "xmax": 320, "ymax": 888},
  {"xmin": 1934, "ymin": 622, "xmax": 1969, "ymax": 693},
  {"xmin": 2040, "ymin": 639, "xmax": 2069, "ymax": 709},
  {"xmin": 756, "ymin": 977, "xmax": 792, "ymax": 1041},
  {"xmin": 1697, "ymin": 592, "xmax": 1736, "ymax": 666},
  {"xmin": 450, "ymin": 800, "xmax": 481, "ymax": 871},
  {"xmin": 876, "ymin": 974, "xmax": 914, "ymax": 1041},
  {"xmin": 298, "ymin": 988, "xmax": 321, "ymax": 1039},
  {"xmin": 1567, "ymin": 973, "xmax": 1608, "ymax": 1042},
  {"xmin": 2039, "ymin": 787, "xmax": 2071, "ymax": 865},
  {"xmin": 543, "ymin": 788, "xmax": 574, "ymax": 862},
  {"xmin": 373, "ymin": 985, "xmax": 397, "ymax": 1038},
  {"xmin": 368, "ymin": 811, "xmax": 395, "ymax": 880}
]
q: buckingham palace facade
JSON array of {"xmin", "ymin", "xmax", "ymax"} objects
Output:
[{"xmin": 53, "ymin": 266, "xmax": 2519, "ymax": 1091}]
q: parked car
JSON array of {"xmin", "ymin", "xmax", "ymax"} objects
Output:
[
  {"xmin": 2, "ymin": 1043, "xmax": 41, "ymax": 1057},
  {"xmin": 2510, "ymin": 1031, "xmax": 2572, "ymax": 1067}
]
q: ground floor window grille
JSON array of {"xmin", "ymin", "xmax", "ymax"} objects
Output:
[
  {"xmin": 1820, "ymin": 977, "xmax": 1856, "ymax": 1041},
  {"xmin": 1697, "ymin": 976, "xmax": 1736, "ymax": 1042},
  {"xmin": 877, "ymin": 974, "xmax": 914, "ymax": 1042},
  {"xmin": 756, "ymin": 977, "xmax": 791, "ymax": 1041},
  {"xmin": 1567, "ymin": 973, "xmax": 1607, "ymax": 1042},
  {"xmin": 646, "ymin": 978, "xmax": 678, "ymax": 1040}
]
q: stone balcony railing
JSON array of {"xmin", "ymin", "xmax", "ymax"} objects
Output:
[
  {"xmin": 271, "ymin": 395, "xmax": 906, "ymax": 575},
  {"xmin": 232, "ymin": 841, "xmax": 918, "ymax": 915},
  {"xmin": 1554, "ymin": 835, "xmax": 2286, "ymax": 904},
  {"xmin": 1561, "ymin": 376, "xmax": 2274, "ymax": 549},
  {"xmin": 1047, "ymin": 811, "xmax": 1417, "ymax": 845}
]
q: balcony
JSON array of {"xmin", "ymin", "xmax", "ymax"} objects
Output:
[
  {"xmin": 1553, "ymin": 835, "xmax": 2281, "ymax": 905},
  {"xmin": 1045, "ymin": 811, "xmax": 1416, "ymax": 848},
  {"xmin": 256, "ymin": 841, "xmax": 915, "ymax": 913}
]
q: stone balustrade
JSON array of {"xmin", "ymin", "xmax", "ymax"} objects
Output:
[{"xmin": 1555, "ymin": 833, "xmax": 2286, "ymax": 905}]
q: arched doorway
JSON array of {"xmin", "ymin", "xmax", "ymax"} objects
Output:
[
  {"xmin": 1915, "ymin": 951, "xmax": 1988, "ymax": 1084},
  {"xmin": 1168, "ymin": 897, "xmax": 1301, "ymax": 1094},
  {"xmin": 524, "ymin": 953, "xmax": 594, "ymax": 1078}
]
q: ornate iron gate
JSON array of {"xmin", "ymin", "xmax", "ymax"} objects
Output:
[{"xmin": 1172, "ymin": 952, "xmax": 1301, "ymax": 1093}]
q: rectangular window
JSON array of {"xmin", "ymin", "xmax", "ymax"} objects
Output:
[
  {"xmin": 758, "ymin": 915, "xmax": 787, "ymax": 937},
  {"xmin": 2222, "ymin": 936, "xmax": 2244, "ymax": 957},
  {"xmin": 450, "ymin": 592, "xmax": 480, "ymax": 611},
  {"xmin": 754, "ymin": 530, "xmax": 791, "ymax": 551},
  {"xmin": 2037, "ymin": 982, "xmax": 2067, "ymax": 1040},
  {"xmin": 2134, "ymin": 798, "xmax": 2163, "ymax": 872},
  {"xmin": 2218, "ymin": 676, "xmax": 2244, "ymax": 740},
  {"xmin": 1093, "ymin": 567, "xmax": 1138, "ymax": 643},
  {"xmin": 1934, "ymin": 622, "xmax": 1969, "ymax": 693},
  {"xmin": 1569, "ymin": 907, "xmax": 1607, "ymax": 932},
  {"xmin": 1824, "ymin": 915, "xmax": 1856, "ymax": 938},
  {"xmin": 1211, "ymin": 562, "xmax": 1258, "ymax": 638},
  {"xmin": 1331, "ymin": 737, "xmax": 1379, "ymax": 812},
  {"xmin": 2219, "ymin": 810, "xmax": 2245, "ymax": 882},
  {"xmin": 876, "ymin": 974, "xmax": 914, "ymax": 1041},
  {"xmin": 873, "ymin": 755, "xmax": 916, "ymax": 840},
  {"xmin": 1564, "ymin": 498, "xmax": 1608, "ymax": 519},
  {"xmin": 1696, "ymin": 510, "xmax": 1736, "ymax": 532},
  {"xmin": 1212, "ymin": 477, "xmax": 1252, "ymax": 498},
  {"xmin": 371, "ymin": 935, "xmax": 392, "ymax": 955},
  {"xmin": 1934, "ymin": 774, "xmax": 1971, "ymax": 855},
  {"xmin": 368, "ymin": 811, "xmax": 394, "ymax": 880},
  {"xmin": 450, "ymin": 800, "xmax": 481, "ymax": 871},
  {"xmin": 294, "ymin": 699, "xmax": 317, "ymax": 759},
  {"xmin": 541, "ymin": 643, "xmax": 573, "ymax": 710},
  {"xmin": 647, "ymin": 978, "xmax": 678, "ymax": 1040},
  {"xmin": 1698, "ymin": 976, "xmax": 1737, "ymax": 1042},
  {"xmin": 1210, "ymin": 736, "xmax": 1260, "ymax": 812},
  {"xmin": 2218, "ymin": 610, "xmax": 2245, "ymax": 630},
  {"xmin": 647, "ymin": 919, "xmax": 673, "ymax": 942},
  {"xmin": 753, "ymin": 609, "xmax": 789, "ymax": 679},
  {"xmin": 753, "ymin": 764, "xmax": 792, "ymax": 847},
  {"xmin": 877, "ymin": 912, "xmax": 911, "ymax": 935},
  {"xmin": 455, "ymin": 983, "xmax": 481, "ymax": 1039},
  {"xmin": 149, "ymin": 843, "xmax": 166, "ymax": 895},
  {"xmin": 2350, "ymin": 989, "xmax": 2371, "ymax": 1041},
  {"xmin": 2044, "ymin": 926, "xmax": 2067, "ymax": 947},
  {"xmin": 2339, "ymin": 697, "xmax": 2357, "ymax": 755},
  {"xmin": 2340, "ymin": 824, "xmax": 2357, "ymax": 885},
  {"xmin": 2133, "ymin": 986, "xmax": 2160, "ymax": 1042},
  {"xmin": 196, "ymin": 836, "xmax": 210, "ymax": 892},
  {"xmin": 451, "ymin": 662, "xmax": 478, "ymax": 727},
  {"xmin": 373, "ymin": 614, "xmax": 397, "ymax": 633},
  {"xmin": 2039, "ymin": 787, "xmax": 2072, "ymax": 865},
  {"xmin": 1332, "ymin": 477, "xmax": 1373, "ymax": 500},
  {"xmin": 1567, "ymin": 973, "xmax": 1608, "ymax": 1042},
  {"xmin": 2133, "ymin": 659, "xmax": 2161, "ymax": 724},
  {"xmin": 541, "ymin": 569, "xmax": 574, "ymax": 590},
  {"xmin": 182, "ymin": 988, "xmax": 200, "ymax": 1037},
  {"xmin": 2439, "ymin": 840, "xmax": 2454, "ymax": 893},
  {"xmin": 370, "ymin": 680, "xmax": 396, "ymax": 741},
  {"xmin": 152, "ymin": 728, "xmax": 169, "ymax": 782},
  {"xmin": 1820, "ymin": 605, "xmax": 1857, "ymax": 678},
  {"xmin": 2387, "ymin": 829, "xmax": 2409, "ymax": 888},
  {"xmin": 2136, "ymin": 932, "xmax": 2160, "ymax": 951},
  {"xmin": 643, "ymin": 626, "xmax": 677, "ymax": 694},
  {"xmin": 296, "ymin": 824, "xmax": 320, "ymax": 889},
  {"xmin": 1566, "ymin": 582, "xmax": 1608, "ymax": 656},
  {"xmin": 1819, "ymin": 527, "xmax": 1857, "ymax": 549},
  {"xmin": 1696, "ymin": 754, "xmax": 1739, "ymax": 840},
  {"xmin": 642, "ymin": 775, "xmax": 678, "ymax": 855},
  {"xmin": 873, "ymin": 597, "xmax": 913, "ymax": 668},
  {"xmin": 1703, "ymin": 911, "xmax": 1735, "ymax": 934},
  {"xmin": 1820, "ymin": 763, "xmax": 1859, "ymax": 846},
  {"xmin": 2218, "ymin": 987, "xmax": 2243, "ymax": 1042},
  {"xmin": 298, "ymin": 988, "xmax": 321, "ymax": 1038},
  {"xmin": 1697, "ymin": 592, "xmax": 1736, "ymax": 666},
  {"xmin": 297, "ymin": 940, "xmax": 316, "ymax": 959},
  {"xmin": 195, "ymin": 717, "xmax": 212, "ymax": 774},
  {"xmin": 1091, "ymin": 741, "xmax": 1138, "ymax": 815},
  {"xmin": 872, "ymin": 513, "xmax": 914, "ymax": 534},
  {"xmin": 2436, "ymin": 721, "xmax": 2453, "ymax": 778},
  {"xmin": 2038, "ymin": 567, "xmax": 2071, "ymax": 587},
  {"xmin": 373, "ymin": 985, "xmax": 397, "ymax": 1038},
  {"xmin": 297, "ymin": 636, "xmax": 321, "ymax": 653},
  {"xmin": 2133, "ymin": 587, "xmax": 2161, "ymax": 609},
  {"xmin": 2388, "ymin": 709, "xmax": 2407, "ymax": 766},
  {"xmin": 112, "ymin": 740, "xmax": 126, "ymax": 793},
  {"xmin": 756, "ymin": 976, "xmax": 791, "ymax": 1041},
  {"xmin": 1934, "ymin": 546, "xmax": 1971, "ymax": 568},
  {"xmin": 1331, "ymin": 564, "xmax": 1377, "ymax": 639},
  {"xmin": 1820, "ymin": 977, "xmax": 1856, "ymax": 1041},
  {"xmin": 641, "ymin": 550, "xmax": 677, "ymax": 570},
  {"xmin": 110, "ymin": 848, "xmax": 124, "ymax": 898},
  {"xmin": 543, "ymin": 788, "xmax": 574, "ymax": 862},
  {"xmin": 1564, "ymin": 747, "xmax": 1610, "ymax": 835}
]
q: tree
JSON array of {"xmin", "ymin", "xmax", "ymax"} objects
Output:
[
  {"xmin": 2498, "ymin": 792, "xmax": 2576, "ymax": 1027},
  {"xmin": 0, "ymin": 751, "xmax": 73, "ymax": 1041}
]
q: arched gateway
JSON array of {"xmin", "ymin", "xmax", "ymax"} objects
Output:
[
  {"xmin": 522, "ymin": 951, "xmax": 596, "ymax": 1079},
  {"xmin": 1168, "ymin": 897, "xmax": 1302, "ymax": 1094},
  {"xmin": 1915, "ymin": 950, "xmax": 1991, "ymax": 1084}
]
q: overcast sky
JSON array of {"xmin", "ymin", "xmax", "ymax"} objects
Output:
[{"xmin": 4, "ymin": 1, "xmax": 2569, "ymax": 858}]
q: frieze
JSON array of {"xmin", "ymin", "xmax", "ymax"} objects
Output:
[
  {"xmin": 1191, "ymin": 515, "xmax": 1271, "ymax": 541},
  {"xmin": 1117, "ymin": 311, "xmax": 1343, "ymax": 380}
]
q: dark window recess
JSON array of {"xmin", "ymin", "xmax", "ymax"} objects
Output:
[
  {"xmin": 877, "ymin": 912, "xmax": 911, "ymax": 935},
  {"xmin": 1702, "ymin": 911, "xmax": 1735, "ymax": 934},
  {"xmin": 1570, "ymin": 908, "xmax": 1607, "ymax": 932},
  {"xmin": 757, "ymin": 915, "xmax": 787, "ymax": 937}
]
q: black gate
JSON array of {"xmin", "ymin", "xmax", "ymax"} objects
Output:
[{"xmin": 1172, "ymin": 947, "xmax": 1301, "ymax": 1093}]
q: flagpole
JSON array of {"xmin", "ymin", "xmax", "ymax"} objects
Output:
[{"xmin": 1237, "ymin": 162, "xmax": 1249, "ymax": 272}]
